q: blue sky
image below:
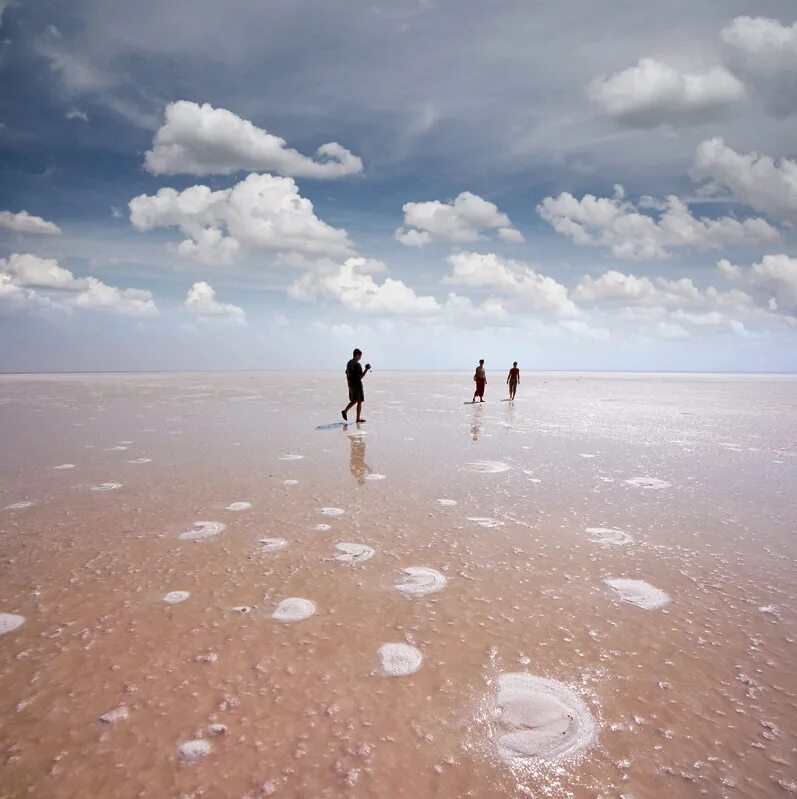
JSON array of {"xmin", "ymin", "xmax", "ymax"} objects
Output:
[{"xmin": 1, "ymin": 0, "xmax": 797, "ymax": 372}]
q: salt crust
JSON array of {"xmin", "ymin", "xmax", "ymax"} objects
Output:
[
  {"xmin": 585, "ymin": 527, "xmax": 633, "ymax": 546},
  {"xmin": 320, "ymin": 507, "xmax": 345, "ymax": 517},
  {"xmin": 604, "ymin": 578, "xmax": 670, "ymax": 609},
  {"xmin": 464, "ymin": 461, "xmax": 511, "ymax": 474},
  {"xmin": 334, "ymin": 542, "xmax": 375, "ymax": 564},
  {"xmin": 0, "ymin": 613, "xmax": 25, "ymax": 635},
  {"xmin": 468, "ymin": 517, "xmax": 505, "ymax": 528},
  {"xmin": 378, "ymin": 643, "xmax": 423, "ymax": 676},
  {"xmin": 395, "ymin": 567, "xmax": 447, "ymax": 595},
  {"xmin": 259, "ymin": 538, "xmax": 288, "ymax": 552},
  {"xmin": 163, "ymin": 591, "xmax": 190, "ymax": 604},
  {"xmin": 225, "ymin": 501, "xmax": 251, "ymax": 511},
  {"xmin": 178, "ymin": 739, "xmax": 212, "ymax": 761},
  {"xmin": 624, "ymin": 477, "xmax": 671, "ymax": 490},
  {"xmin": 272, "ymin": 597, "xmax": 316, "ymax": 622},
  {"xmin": 178, "ymin": 521, "xmax": 226, "ymax": 541}
]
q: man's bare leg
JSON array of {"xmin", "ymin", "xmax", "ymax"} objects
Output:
[
  {"xmin": 342, "ymin": 400, "xmax": 356, "ymax": 421},
  {"xmin": 355, "ymin": 401, "xmax": 365, "ymax": 423}
]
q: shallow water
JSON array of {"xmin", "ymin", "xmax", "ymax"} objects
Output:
[{"xmin": 0, "ymin": 371, "xmax": 795, "ymax": 798}]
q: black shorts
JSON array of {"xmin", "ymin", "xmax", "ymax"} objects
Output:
[{"xmin": 348, "ymin": 382, "xmax": 364, "ymax": 403}]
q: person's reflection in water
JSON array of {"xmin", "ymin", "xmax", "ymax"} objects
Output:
[
  {"xmin": 347, "ymin": 425, "xmax": 372, "ymax": 485},
  {"xmin": 470, "ymin": 405, "xmax": 484, "ymax": 441}
]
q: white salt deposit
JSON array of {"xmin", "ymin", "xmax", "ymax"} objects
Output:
[
  {"xmin": 624, "ymin": 477, "xmax": 671, "ymax": 490},
  {"xmin": 437, "ymin": 499, "xmax": 458, "ymax": 506},
  {"xmin": 493, "ymin": 673, "xmax": 596, "ymax": 763},
  {"xmin": 604, "ymin": 578, "xmax": 671, "ymax": 609},
  {"xmin": 162, "ymin": 591, "xmax": 190, "ymax": 604},
  {"xmin": 272, "ymin": 597, "xmax": 316, "ymax": 623},
  {"xmin": 178, "ymin": 521, "xmax": 226, "ymax": 541},
  {"xmin": 128, "ymin": 457, "xmax": 152, "ymax": 464},
  {"xmin": 53, "ymin": 464, "xmax": 75, "ymax": 470},
  {"xmin": 3, "ymin": 501, "xmax": 33, "ymax": 510},
  {"xmin": 467, "ymin": 517, "xmax": 505, "ymax": 528},
  {"xmin": 463, "ymin": 460, "xmax": 511, "ymax": 474},
  {"xmin": 395, "ymin": 567, "xmax": 447, "ymax": 595},
  {"xmin": 378, "ymin": 643, "xmax": 423, "ymax": 676},
  {"xmin": 105, "ymin": 445, "xmax": 128, "ymax": 451},
  {"xmin": 365, "ymin": 473, "xmax": 386, "ymax": 481},
  {"xmin": 90, "ymin": 482, "xmax": 122, "ymax": 492},
  {"xmin": 0, "ymin": 613, "xmax": 25, "ymax": 635},
  {"xmin": 314, "ymin": 524, "xmax": 332, "ymax": 532},
  {"xmin": 279, "ymin": 454, "xmax": 304, "ymax": 460},
  {"xmin": 178, "ymin": 739, "xmax": 212, "ymax": 761},
  {"xmin": 585, "ymin": 527, "xmax": 634, "ymax": 546},
  {"xmin": 225, "ymin": 501, "xmax": 251, "ymax": 511},
  {"xmin": 99, "ymin": 706, "xmax": 129, "ymax": 724},
  {"xmin": 283, "ymin": 479, "xmax": 299, "ymax": 485},
  {"xmin": 259, "ymin": 538, "xmax": 288, "ymax": 552},
  {"xmin": 334, "ymin": 542, "xmax": 375, "ymax": 564},
  {"xmin": 579, "ymin": 453, "xmax": 596, "ymax": 459},
  {"xmin": 320, "ymin": 507, "xmax": 345, "ymax": 517}
]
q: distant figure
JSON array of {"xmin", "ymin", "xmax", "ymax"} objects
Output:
[
  {"xmin": 507, "ymin": 361, "xmax": 520, "ymax": 400},
  {"xmin": 342, "ymin": 348, "xmax": 371, "ymax": 423},
  {"xmin": 472, "ymin": 359, "xmax": 486, "ymax": 403}
]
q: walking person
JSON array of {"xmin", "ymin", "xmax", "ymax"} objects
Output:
[
  {"xmin": 507, "ymin": 361, "xmax": 520, "ymax": 401},
  {"xmin": 342, "ymin": 348, "xmax": 371, "ymax": 423},
  {"xmin": 472, "ymin": 359, "xmax": 487, "ymax": 403}
]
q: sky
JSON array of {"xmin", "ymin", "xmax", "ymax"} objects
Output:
[{"xmin": 1, "ymin": 0, "xmax": 797, "ymax": 372}]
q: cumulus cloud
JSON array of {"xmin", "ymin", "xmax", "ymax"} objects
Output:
[
  {"xmin": 0, "ymin": 210, "xmax": 62, "ymax": 235},
  {"xmin": 129, "ymin": 172, "xmax": 353, "ymax": 264},
  {"xmin": 0, "ymin": 253, "xmax": 158, "ymax": 316},
  {"xmin": 145, "ymin": 101, "xmax": 363, "ymax": 178},
  {"xmin": 721, "ymin": 16, "xmax": 797, "ymax": 117},
  {"xmin": 589, "ymin": 57, "xmax": 745, "ymax": 127},
  {"xmin": 573, "ymin": 270, "xmax": 702, "ymax": 307},
  {"xmin": 537, "ymin": 188, "xmax": 779, "ymax": 259},
  {"xmin": 692, "ymin": 138, "xmax": 797, "ymax": 225},
  {"xmin": 443, "ymin": 251, "xmax": 579, "ymax": 316},
  {"xmin": 395, "ymin": 191, "xmax": 523, "ymax": 246},
  {"xmin": 184, "ymin": 281, "xmax": 245, "ymax": 321},
  {"xmin": 719, "ymin": 255, "xmax": 797, "ymax": 314}
]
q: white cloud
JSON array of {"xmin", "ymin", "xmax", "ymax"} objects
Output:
[
  {"xmin": 719, "ymin": 255, "xmax": 797, "ymax": 313},
  {"xmin": 184, "ymin": 281, "xmax": 245, "ymax": 322},
  {"xmin": 589, "ymin": 57, "xmax": 745, "ymax": 127},
  {"xmin": 537, "ymin": 188, "xmax": 779, "ymax": 259},
  {"xmin": 144, "ymin": 101, "xmax": 363, "ymax": 178},
  {"xmin": 129, "ymin": 172, "xmax": 353, "ymax": 264},
  {"xmin": 692, "ymin": 138, "xmax": 797, "ymax": 225},
  {"xmin": 0, "ymin": 253, "xmax": 158, "ymax": 317},
  {"xmin": 0, "ymin": 210, "xmax": 62, "ymax": 236},
  {"xmin": 573, "ymin": 270, "xmax": 702, "ymax": 307},
  {"xmin": 395, "ymin": 191, "xmax": 523, "ymax": 246},
  {"xmin": 443, "ymin": 251, "xmax": 579, "ymax": 316},
  {"xmin": 65, "ymin": 109, "xmax": 89, "ymax": 122},
  {"xmin": 721, "ymin": 16, "xmax": 797, "ymax": 117}
]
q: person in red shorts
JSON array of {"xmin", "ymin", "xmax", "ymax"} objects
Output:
[
  {"xmin": 472, "ymin": 359, "xmax": 486, "ymax": 402},
  {"xmin": 507, "ymin": 361, "xmax": 520, "ymax": 400}
]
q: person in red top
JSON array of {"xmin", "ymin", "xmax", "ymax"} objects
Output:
[{"xmin": 507, "ymin": 361, "xmax": 520, "ymax": 401}]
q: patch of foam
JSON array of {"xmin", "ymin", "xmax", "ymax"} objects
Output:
[
  {"xmin": 395, "ymin": 567, "xmax": 447, "ymax": 595},
  {"xmin": 585, "ymin": 527, "xmax": 633, "ymax": 546},
  {"xmin": 320, "ymin": 507, "xmax": 345, "ymax": 517},
  {"xmin": 437, "ymin": 499, "xmax": 458, "ymax": 506},
  {"xmin": 178, "ymin": 739, "xmax": 212, "ymax": 761},
  {"xmin": 163, "ymin": 591, "xmax": 190, "ymax": 604},
  {"xmin": 178, "ymin": 521, "xmax": 226, "ymax": 541},
  {"xmin": 493, "ymin": 673, "xmax": 596, "ymax": 763},
  {"xmin": 624, "ymin": 477, "xmax": 671, "ymax": 490},
  {"xmin": 314, "ymin": 523, "xmax": 332, "ymax": 532},
  {"xmin": 463, "ymin": 461, "xmax": 511, "ymax": 474},
  {"xmin": 225, "ymin": 501, "xmax": 251, "ymax": 511},
  {"xmin": 0, "ymin": 613, "xmax": 25, "ymax": 635},
  {"xmin": 90, "ymin": 482, "xmax": 122, "ymax": 492},
  {"xmin": 335, "ymin": 542, "xmax": 375, "ymax": 564},
  {"xmin": 467, "ymin": 517, "xmax": 505, "ymax": 528},
  {"xmin": 378, "ymin": 643, "xmax": 423, "ymax": 676},
  {"xmin": 3, "ymin": 501, "xmax": 33, "ymax": 510},
  {"xmin": 53, "ymin": 464, "xmax": 75, "ymax": 470},
  {"xmin": 604, "ymin": 578, "xmax": 670, "ymax": 609},
  {"xmin": 259, "ymin": 538, "xmax": 288, "ymax": 552},
  {"xmin": 272, "ymin": 597, "xmax": 316, "ymax": 623},
  {"xmin": 279, "ymin": 454, "xmax": 304, "ymax": 461},
  {"xmin": 365, "ymin": 473, "xmax": 386, "ymax": 481}
]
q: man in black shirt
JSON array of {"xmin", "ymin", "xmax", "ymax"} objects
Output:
[{"xmin": 342, "ymin": 348, "xmax": 371, "ymax": 423}]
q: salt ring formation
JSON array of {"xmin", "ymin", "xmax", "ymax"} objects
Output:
[{"xmin": 1, "ymin": 371, "xmax": 795, "ymax": 799}]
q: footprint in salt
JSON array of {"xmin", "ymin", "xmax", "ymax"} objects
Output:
[
  {"xmin": 225, "ymin": 501, "xmax": 251, "ymax": 511},
  {"xmin": 437, "ymin": 499, "xmax": 458, "ymax": 506},
  {"xmin": 335, "ymin": 543, "xmax": 375, "ymax": 564},
  {"xmin": 54, "ymin": 464, "xmax": 75, "ymax": 470},
  {"xmin": 0, "ymin": 613, "xmax": 25, "ymax": 635},
  {"xmin": 468, "ymin": 517, "xmax": 505, "ymax": 528},
  {"xmin": 162, "ymin": 591, "xmax": 190, "ymax": 604},
  {"xmin": 178, "ymin": 521, "xmax": 226, "ymax": 541},
  {"xmin": 314, "ymin": 523, "xmax": 332, "ymax": 532},
  {"xmin": 378, "ymin": 643, "xmax": 423, "ymax": 676},
  {"xmin": 365, "ymin": 473, "xmax": 386, "ymax": 481},
  {"xmin": 604, "ymin": 578, "xmax": 670, "ymax": 609},
  {"xmin": 272, "ymin": 597, "xmax": 316, "ymax": 623},
  {"xmin": 624, "ymin": 477, "xmax": 671, "ymax": 490},
  {"xmin": 395, "ymin": 567, "xmax": 447, "ymax": 595},
  {"xmin": 492, "ymin": 673, "xmax": 596, "ymax": 764},
  {"xmin": 463, "ymin": 461, "xmax": 511, "ymax": 474},
  {"xmin": 90, "ymin": 483, "xmax": 122, "ymax": 492},
  {"xmin": 585, "ymin": 527, "xmax": 633, "ymax": 546},
  {"xmin": 320, "ymin": 507, "xmax": 345, "ymax": 517},
  {"xmin": 259, "ymin": 538, "xmax": 288, "ymax": 552},
  {"xmin": 178, "ymin": 739, "xmax": 212, "ymax": 761}
]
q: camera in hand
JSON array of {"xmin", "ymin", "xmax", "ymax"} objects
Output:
[{"xmin": 365, "ymin": 363, "xmax": 372, "ymax": 370}]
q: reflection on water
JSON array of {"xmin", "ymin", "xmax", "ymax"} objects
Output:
[
  {"xmin": 470, "ymin": 404, "xmax": 484, "ymax": 441},
  {"xmin": 347, "ymin": 425, "xmax": 372, "ymax": 484}
]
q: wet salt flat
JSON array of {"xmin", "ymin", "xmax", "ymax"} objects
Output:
[{"xmin": 0, "ymin": 371, "xmax": 796, "ymax": 798}]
